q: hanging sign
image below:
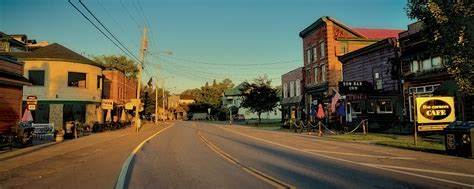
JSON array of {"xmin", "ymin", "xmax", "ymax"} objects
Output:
[{"xmin": 101, "ymin": 99, "xmax": 114, "ymax": 110}]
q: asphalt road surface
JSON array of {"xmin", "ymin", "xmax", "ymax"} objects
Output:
[{"xmin": 126, "ymin": 121, "xmax": 474, "ymax": 189}]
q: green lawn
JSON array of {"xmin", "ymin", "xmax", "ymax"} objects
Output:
[{"xmin": 327, "ymin": 133, "xmax": 399, "ymax": 141}]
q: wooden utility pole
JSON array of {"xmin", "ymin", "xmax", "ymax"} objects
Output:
[
  {"xmin": 412, "ymin": 93, "xmax": 418, "ymax": 146},
  {"xmin": 155, "ymin": 64, "xmax": 158, "ymax": 125},
  {"xmin": 135, "ymin": 26, "xmax": 147, "ymax": 132},
  {"xmin": 162, "ymin": 80, "xmax": 166, "ymax": 123}
]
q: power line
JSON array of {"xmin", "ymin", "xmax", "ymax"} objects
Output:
[
  {"xmin": 156, "ymin": 54, "xmax": 302, "ymax": 66},
  {"xmin": 119, "ymin": 0, "xmax": 141, "ymax": 28}
]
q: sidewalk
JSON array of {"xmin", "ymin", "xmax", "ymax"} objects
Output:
[{"xmin": 0, "ymin": 122, "xmax": 160, "ymax": 173}]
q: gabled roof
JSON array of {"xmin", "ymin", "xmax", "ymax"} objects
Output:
[
  {"xmin": 299, "ymin": 16, "xmax": 366, "ymax": 38},
  {"xmin": 224, "ymin": 82, "xmax": 246, "ymax": 96},
  {"xmin": 352, "ymin": 28, "xmax": 404, "ymax": 39},
  {"xmin": 0, "ymin": 43, "xmax": 103, "ymax": 68}
]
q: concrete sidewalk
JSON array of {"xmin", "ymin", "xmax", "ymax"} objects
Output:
[{"xmin": 0, "ymin": 122, "xmax": 161, "ymax": 173}]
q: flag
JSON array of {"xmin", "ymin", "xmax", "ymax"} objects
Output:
[
  {"xmin": 336, "ymin": 100, "xmax": 346, "ymax": 116},
  {"xmin": 147, "ymin": 77, "xmax": 153, "ymax": 87},
  {"xmin": 316, "ymin": 104, "xmax": 325, "ymax": 119},
  {"xmin": 309, "ymin": 104, "xmax": 316, "ymax": 116},
  {"xmin": 331, "ymin": 88, "xmax": 341, "ymax": 113}
]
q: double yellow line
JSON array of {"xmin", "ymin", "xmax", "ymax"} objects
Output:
[{"xmin": 198, "ymin": 132, "xmax": 295, "ymax": 189}]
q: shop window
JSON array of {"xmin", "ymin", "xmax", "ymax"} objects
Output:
[
  {"xmin": 63, "ymin": 103, "xmax": 86, "ymax": 122},
  {"xmin": 377, "ymin": 100, "xmax": 392, "ymax": 113},
  {"xmin": 68, "ymin": 72, "xmax": 87, "ymax": 88},
  {"xmin": 367, "ymin": 100, "xmax": 376, "ymax": 113},
  {"xmin": 352, "ymin": 101, "xmax": 362, "ymax": 114},
  {"xmin": 29, "ymin": 70, "xmax": 45, "ymax": 86}
]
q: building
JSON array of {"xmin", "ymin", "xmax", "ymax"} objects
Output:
[
  {"xmin": 167, "ymin": 95, "xmax": 194, "ymax": 120},
  {"xmin": 1, "ymin": 43, "xmax": 104, "ymax": 129},
  {"xmin": 0, "ymin": 55, "xmax": 31, "ymax": 135},
  {"xmin": 179, "ymin": 95, "xmax": 195, "ymax": 105},
  {"xmin": 102, "ymin": 68, "xmax": 137, "ymax": 122},
  {"xmin": 281, "ymin": 67, "xmax": 304, "ymax": 121},
  {"xmin": 338, "ymin": 38, "xmax": 404, "ymax": 132},
  {"xmin": 399, "ymin": 22, "xmax": 472, "ymax": 122},
  {"xmin": 0, "ymin": 32, "xmax": 27, "ymax": 52},
  {"xmin": 222, "ymin": 82, "xmax": 281, "ymax": 120},
  {"xmin": 298, "ymin": 16, "xmax": 403, "ymax": 123}
]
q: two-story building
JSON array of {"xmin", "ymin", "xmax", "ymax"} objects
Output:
[
  {"xmin": 338, "ymin": 38, "xmax": 404, "ymax": 132},
  {"xmin": 1, "ymin": 43, "xmax": 104, "ymax": 130},
  {"xmin": 399, "ymin": 22, "xmax": 472, "ymax": 122},
  {"xmin": 102, "ymin": 68, "xmax": 137, "ymax": 122},
  {"xmin": 299, "ymin": 16, "xmax": 403, "ymax": 123},
  {"xmin": 281, "ymin": 67, "xmax": 304, "ymax": 121}
]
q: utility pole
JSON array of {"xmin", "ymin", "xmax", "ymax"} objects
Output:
[
  {"xmin": 155, "ymin": 64, "xmax": 158, "ymax": 125},
  {"xmin": 135, "ymin": 26, "xmax": 147, "ymax": 132},
  {"xmin": 162, "ymin": 80, "xmax": 166, "ymax": 123}
]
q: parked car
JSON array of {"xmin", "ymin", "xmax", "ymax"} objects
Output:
[{"xmin": 233, "ymin": 114, "xmax": 245, "ymax": 122}]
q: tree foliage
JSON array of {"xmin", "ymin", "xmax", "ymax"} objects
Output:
[
  {"xmin": 93, "ymin": 55, "xmax": 138, "ymax": 79},
  {"xmin": 182, "ymin": 78, "xmax": 234, "ymax": 109},
  {"xmin": 240, "ymin": 76, "xmax": 280, "ymax": 124},
  {"xmin": 140, "ymin": 86, "xmax": 170, "ymax": 116},
  {"xmin": 406, "ymin": 0, "xmax": 474, "ymax": 94}
]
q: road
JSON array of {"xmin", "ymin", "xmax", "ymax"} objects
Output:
[
  {"xmin": 1, "ymin": 121, "xmax": 473, "ymax": 189},
  {"xmin": 127, "ymin": 121, "xmax": 474, "ymax": 189}
]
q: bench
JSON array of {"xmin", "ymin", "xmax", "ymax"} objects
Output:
[{"xmin": 32, "ymin": 123, "xmax": 55, "ymax": 141}]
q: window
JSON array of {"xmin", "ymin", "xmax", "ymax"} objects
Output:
[
  {"xmin": 321, "ymin": 64, "xmax": 327, "ymax": 82},
  {"xmin": 63, "ymin": 103, "xmax": 86, "ymax": 122},
  {"xmin": 341, "ymin": 42, "xmax": 348, "ymax": 54},
  {"xmin": 314, "ymin": 67, "xmax": 319, "ymax": 84},
  {"xmin": 410, "ymin": 60, "xmax": 420, "ymax": 72},
  {"xmin": 312, "ymin": 46, "xmax": 317, "ymax": 62},
  {"xmin": 367, "ymin": 100, "xmax": 376, "ymax": 113},
  {"xmin": 28, "ymin": 70, "xmax": 45, "ymax": 86},
  {"xmin": 377, "ymin": 100, "xmax": 392, "ymax": 113},
  {"xmin": 422, "ymin": 58, "xmax": 432, "ymax": 70},
  {"xmin": 68, "ymin": 72, "xmax": 87, "ymax": 88},
  {"xmin": 290, "ymin": 81, "xmax": 295, "ymax": 97},
  {"xmin": 97, "ymin": 75, "xmax": 102, "ymax": 89},
  {"xmin": 352, "ymin": 101, "xmax": 362, "ymax": 114},
  {"xmin": 295, "ymin": 79, "xmax": 301, "ymax": 96},
  {"xmin": 320, "ymin": 41, "xmax": 325, "ymax": 59},
  {"xmin": 432, "ymin": 56, "xmax": 442, "ymax": 69},
  {"xmin": 283, "ymin": 84, "xmax": 288, "ymax": 98},
  {"xmin": 306, "ymin": 49, "xmax": 311, "ymax": 65},
  {"xmin": 306, "ymin": 69, "xmax": 311, "ymax": 84}
]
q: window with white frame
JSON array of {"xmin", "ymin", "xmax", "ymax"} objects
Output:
[
  {"xmin": 306, "ymin": 49, "xmax": 311, "ymax": 65},
  {"xmin": 432, "ymin": 56, "xmax": 442, "ymax": 69},
  {"xmin": 314, "ymin": 67, "xmax": 319, "ymax": 84},
  {"xmin": 351, "ymin": 101, "xmax": 362, "ymax": 114},
  {"xmin": 367, "ymin": 100, "xmax": 376, "ymax": 113},
  {"xmin": 377, "ymin": 100, "xmax": 392, "ymax": 113},
  {"xmin": 410, "ymin": 60, "xmax": 420, "ymax": 72},
  {"xmin": 290, "ymin": 81, "xmax": 295, "ymax": 97},
  {"xmin": 321, "ymin": 63, "xmax": 327, "ymax": 82},
  {"xmin": 295, "ymin": 79, "xmax": 301, "ymax": 96},
  {"xmin": 306, "ymin": 69, "xmax": 311, "ymax": 84},
  {"xmin": 320, "ymin": 41, "xmax": 325, "ymax": 59},
  {"xmin": 411, "ymin": 56, "xmax": 443, "ymax": 72},
  {"xmin": 283, "ymin": 83, "xmax": 288, "ymax": 98},
  {"xmin": 422, "ymin": 58, "xmax": 432, "ymax": 70},
  {"xmin": 312, "ymin": 46, "xmax": 317, "ymax": 62}
]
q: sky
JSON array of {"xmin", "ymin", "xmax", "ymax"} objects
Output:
[{"xmin": 0, "ymin": 0, "xmax": 413, "ymax": 94}]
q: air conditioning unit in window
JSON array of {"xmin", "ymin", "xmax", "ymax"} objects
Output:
[{"xmin": 375, "ymin": 80, "xmax": 383, "ymax": 90}]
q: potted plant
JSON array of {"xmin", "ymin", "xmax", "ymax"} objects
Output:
[{"xmin": 54, "ymin": 129, "xmax": 64, "ymax": 142}]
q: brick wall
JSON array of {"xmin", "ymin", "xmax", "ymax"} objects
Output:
[{"xmin": 282, "ymin": 67, "xmax": 304, "ymax": 98}]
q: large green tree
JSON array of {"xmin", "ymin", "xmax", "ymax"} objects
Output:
[
  {"xmin": 183, "ymin": 78, "xmax": 234, "ymax": 116},
  {"xmin": 406, "ymin": 0, "xmax": 474, "ymax": 94},
  {"xmin": 240, "ymin": 76, "xmax": 280, "ymax": 124},
  {"xmin": 93, "ymin": 55, "xmax": 138, "ymax": 78}
]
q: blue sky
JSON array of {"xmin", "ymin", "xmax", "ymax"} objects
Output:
[{"xmin": 0, "ymin": 0, "xmax": 412, "ymax": 93}]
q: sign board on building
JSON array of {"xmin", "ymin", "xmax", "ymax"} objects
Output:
[
  {"xmin": 125, "ymin": 103, "xmax": 133, "ymax": 110},
  {"xmin": 26, "ymin": 96, "xmax": 37, "ymax": 105},
  {"xmin": 27, "ymin": 104, "xmax": 36, "ymax": 111},
  {"xmin": 339, "ymin": 81, "xmax": 372, "ymax": 94},
  {"xmin": 415, "ymin": 96, "xmax": 455, "ymax": 131},
  {"xmin": 131, "ymin": 99, "xmax": 141, "ymax": 106},
  {"xmin": 101, "ymin": 99, "xmax": 114, "ymax": 110}
]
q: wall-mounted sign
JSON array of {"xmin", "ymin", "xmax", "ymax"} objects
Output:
[
  {"xmin": 26, "ymin": 96, "xmax": 37, "ymax": 105},
  {"xmin": 27, "ymin": 104, "xmax": 36, "ymax": 111},
  {"xmin": 125, "ymin": 103, "xmax": 133, "ymax": 110},
  {"xmin": 101, "ymin": 99, "xmax": 114, "ymax": 110},
  {"xmin": 339, "ymin": 81, "xmax": 372, "ymax": 94},
  {"xmin": 416, "ymin": 96, "xmax": 455, "ymax": 124},
  {"xmin": 131, "ymin": 99, "xmax": 141, "ymax": 106}
]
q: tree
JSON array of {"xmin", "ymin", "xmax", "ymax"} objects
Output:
[
  {"xmin": 93, "ymin": 55, "xmax": 138, "ymax": 78},
  {"xmin": 406, "ymin": 0, "xmax": 474, "ymax": 94},
  {"xmin": 240, "ymin": 76, "xmax": 280, "ymax": 124}
]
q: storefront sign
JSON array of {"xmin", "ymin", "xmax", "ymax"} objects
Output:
[
  {"xmin": 27, "ymin": 104, "xmax": 36, "ymax": 111},
  {"xmin": 339, "ymin": 81, "xmax": 371, "ymax": 94},
  {"xmin": 101, "ymin": 99, "xmax": 114, "ymax": 110},
  {"xmin": 416, "ymin": 97, "xmax": 455, "ymax": 124},
  {"xmin": 26, "ymin": 96, "xmax": 37, "ymax": 105},
  {"xmin": 131, "ymin": 99, "xmax": 141, "ymax": 106},
  {"xmin": 125, "ymin": 103, "xmax": 133, "ymax": 110}
]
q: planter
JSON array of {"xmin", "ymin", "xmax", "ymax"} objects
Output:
[{"xmin": 55, "ymin": 134, "xmax": 64, "ymax": 142}]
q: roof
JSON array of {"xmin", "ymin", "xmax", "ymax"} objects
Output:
[
  {"xmin": 179, "ymin": 95, "xmax": 195, "ymax": 100},
  {"xmin": 299, "ymin": 16, "xmax": 366, "ymax": 38},
  {"xmin": 224, "ymin": 82, "xmax": 246, "ymax": 96},
  {"xmin": 338, "ymin": 38, "xmax": 398, "ymax": 63},
  {"xmin": 352, "ymin": 28, "xmax": 405, "ymax": 39},
  {"xmin": 0, "ymin": 43, "xmax": 103, "ymax": 68}
]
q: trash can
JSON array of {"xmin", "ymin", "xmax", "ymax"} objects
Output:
[{"xmin": 444, "ymin": 121, "xmax": 474, "ymax": 158}]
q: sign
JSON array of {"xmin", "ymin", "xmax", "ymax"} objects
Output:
[
  {"xmin": 131, "ymin": 99, "xmax": 141, "ymax": 106},
  {"xmin": 416, "ymin": 97, "xmax": 455, "ymax": 124},
  {"xmin": 26, "ymin": 96, "xmax": 37, "ymax": 105},
  {"xmin": 101, "ymin": 99, "xmax": 114, "ymax": 110},
  {"xmin": 446, "ymin": 134, "xmax": 455, "ymax": 150},
  {"xmin": 27, "ymin": 104, "xmax": 36, "ymax": 111},
  {"xmin": 125, "ymin": 103, "xmax": 133, "ymax": 110},
  {"xmin": 418, "ymin": 125, "xmax": 448, "ymax": 131},
  {"xmin": 339, "ymin": 81, "xmax": 372, "ymax": 94}
]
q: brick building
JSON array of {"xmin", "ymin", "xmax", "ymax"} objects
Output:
[
  {"xmin": 281, "ymin": 67, "xmax": 304, "ymax": 121},
  {"xmin": 102, "ymin": 68, "xmax": 137, "ymax": 122},
  {"xmin": 298, "ymin": 16, "xmax": 403, "ymax": 123},
  {"xmin": 338, "ymin": 38, "xmax": 404, "ymax": 132}
]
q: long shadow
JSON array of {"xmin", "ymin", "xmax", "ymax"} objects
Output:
[
  {"xmin": 0, "ymin": 142, "xmax": 60, "ymax": 161},
  {"xmin": 198, "ymin": 129, "xmax": 437, "ymax": 188}
]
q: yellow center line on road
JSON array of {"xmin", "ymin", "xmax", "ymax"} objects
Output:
[
  {"xmin": 197, "ymin": 132, "xmax": 295, "ymax": 189},
  {"xmin": 217, "ymin": 125, "xmax": 474, "ymax": 188},
  {"xmin": 115, "ymin": 123, "xmax": 175, "ymax": 189}
]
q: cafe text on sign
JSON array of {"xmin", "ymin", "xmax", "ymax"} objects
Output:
[{"xmin": 416, "ymin": 96, "xmax": 455, "ymax": 124}]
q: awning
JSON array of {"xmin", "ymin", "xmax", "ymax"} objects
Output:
[{"xmin": 282, "ymin": 96, "xmax": 303, "ymax": 105}]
